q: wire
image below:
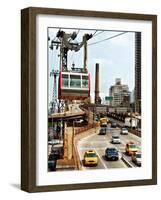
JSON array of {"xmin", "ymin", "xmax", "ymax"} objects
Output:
[
  {"xmin": 92, "ymin": 30, "xmax": 97, "ymax": 37},
  {"xmin": 88, "ymin": 32, "xmax": 128, "ymax": 46},
  {"xmin": 92, "ymin": 31, "xmax": 104, "ymax": 37},
  {"xmin": 76, "ymin": 29, "xmax": 80, "ymax": 36}
]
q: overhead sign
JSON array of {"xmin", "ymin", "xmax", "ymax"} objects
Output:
[{"xmin": 105, "ymin": 96, "xmax": 113, "ymax": 101}]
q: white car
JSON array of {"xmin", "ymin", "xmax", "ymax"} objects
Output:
[
  {"xmin": 132, "ymin": 152, "xmax": 141, "ymax": 166},
  {"xmin": 48, "ymin": 139, "xmax": 60, "ymax": 145},
  {"xmin": 111, "ymin": 135, "xmax": 121, "ymax": 144},
  {"xmin": 120, "ymin": 127, "xmax": 128, "ymax": 135}
]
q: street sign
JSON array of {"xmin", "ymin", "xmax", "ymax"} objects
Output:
[{"xmin": 105, "ymin": 96, "xmax": 113, "ymax": 101}]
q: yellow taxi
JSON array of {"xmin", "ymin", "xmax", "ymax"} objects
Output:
[
  {"xmin": 84, "ymin": 150, "xmax": 98, "ymax": 166},
  {"xmin": 125, "ymin": 142, "xmax": 138, "ymax": 155}
]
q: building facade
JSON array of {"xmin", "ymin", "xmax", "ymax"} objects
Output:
[
  {"xmin": 109, "ymin": 78, "xmax": 131, "ymax": 107},
  {"xmin": 135, "ymin": 32, "xmax": 141, "ymax": 114}
]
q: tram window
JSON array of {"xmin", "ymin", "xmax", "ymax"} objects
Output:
[
  {"xmin": 70, "ymin": 75, "xmax": 81, "ymax": 88},
  {"xmin": 82, "ymin": 76, "xmax": 88, "ymax": 88},
  {"xmin": 62, "ymin": 74, "xmax": 68, "ymax": 87}
]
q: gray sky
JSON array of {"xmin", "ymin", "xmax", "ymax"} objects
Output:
[{"xmin": 48, "ymin": 28, "xmax": 135, "ymax": 103}]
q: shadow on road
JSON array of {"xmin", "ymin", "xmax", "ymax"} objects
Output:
[{"xmin": 102, "ymin": 155, "xmax": 107, "ymax": 161}]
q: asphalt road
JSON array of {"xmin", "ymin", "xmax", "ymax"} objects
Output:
[{"xmin": 77, "ymin": 126, "xmax": 141, "ymax": 170}]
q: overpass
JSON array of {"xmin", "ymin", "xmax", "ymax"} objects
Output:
[
  {"xmin": 48, "ymin": 103, "xmax": 86, "ymax": 122},
  {"xmin": 48, "ymin": 111, "xmax": 86, "ymax": 121}
]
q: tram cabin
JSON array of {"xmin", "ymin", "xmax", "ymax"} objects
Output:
[{"xmin": 58, "ymin": 71, "xmax": 90, "ymax": 100}]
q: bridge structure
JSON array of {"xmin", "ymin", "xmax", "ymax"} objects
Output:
[{"xmin": 48, "ymin": 110, "xmax": 86, "ymax": 121}]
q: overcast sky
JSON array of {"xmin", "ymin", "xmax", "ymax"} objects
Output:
[{"xmin": 48, "ymin": 28, "xmax": 135, "ymax": 103}]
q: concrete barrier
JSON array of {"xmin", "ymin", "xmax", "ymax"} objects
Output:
[
  {"xmin": 121, "ymin": 153, "xmax": 133, "ymax": 168},
  {"xmin": 128, "ymin": 128, "xmax": 141, "ymax": 137}
]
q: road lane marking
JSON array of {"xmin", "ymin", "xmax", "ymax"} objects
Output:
[
  {"xmin": 77, "ymin": 126, "xmax": 141, "ymax": 170},
  {"xmin": 94, "ymin": 148, "xmax": 108, "ymax": 169}
]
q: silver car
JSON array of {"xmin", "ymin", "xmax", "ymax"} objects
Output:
[
  {"xmin": 132, "ymin": 153, "xmax": 141, "ymax": 166},
  {"xmin": 48, "ymin": 139, "xmax": 60, "ymax": 145},
  {"xmin": 111, "ymin": 135, "xmax": 121, "ymax": 144},
  {"xmin": 120, "ymin": 127, "xmax": 128, "ymax": 135}
]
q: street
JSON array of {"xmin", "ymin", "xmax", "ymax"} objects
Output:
[{"xmin": 77, "ymin": 126, "xmax": 141, "ymax": 170}]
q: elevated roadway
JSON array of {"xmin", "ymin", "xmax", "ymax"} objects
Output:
[
  {"xmin": 77, "ymin": 126, "xmax": 141, "ymax": 170},
  {"xmin": 48, "ymin": 103, "xmax": 86, "ymax": 121}
]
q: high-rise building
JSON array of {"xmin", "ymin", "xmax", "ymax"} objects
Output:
[
  {"xmin": 135, "ymin": 32, "xmax": 141, "ymax": 113},
  {"xmin": 109, "ymin": 78, "xmax": 130, "ymax": 107}
]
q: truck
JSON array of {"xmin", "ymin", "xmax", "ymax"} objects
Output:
[{"xmin": 124, "ymin": 117, "xmax": 138, "ymax": 129}]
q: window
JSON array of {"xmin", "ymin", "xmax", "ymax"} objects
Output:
[
  {"xmin": 70, "ymin": 75, "xmax": 81, "ymax": 88},
  {"xmin": 62, "ymin": 74, "xmax": 68, "ymax": 87},
  {"xmin": 82, "ymin": 76, "xmax": 88, "ymax": 88}
]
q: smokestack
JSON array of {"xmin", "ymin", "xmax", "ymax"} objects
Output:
[{"xmin": 95, "ymin": 63, "xmax": 101, "ymax": 104}]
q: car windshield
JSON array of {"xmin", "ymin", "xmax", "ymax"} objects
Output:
[
  {"xmin": 136, "ymin": 154, "xmax": 141, "ymax": 158},
  {"xmin": 129, "ymin": 144, "xmax": 137, "ymax": 148},
  {"xmin": 113, "ymin": 136, "xmax": 119, "ymax": 139},
  {"xmin": 86, "ymin": 153, "xmax": 97, "ymax": 157},
  {"xmin": 107, "ymin": 148, "xmax": 117, "ymax": 153},
  {"xmin": 122, "ymin": 128, "xmax": 127, "ymax": 130}
]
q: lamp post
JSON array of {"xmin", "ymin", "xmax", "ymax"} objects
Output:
[{"xmin": 72, "ymin": 120, "xmax": 76, "ymax": 158}]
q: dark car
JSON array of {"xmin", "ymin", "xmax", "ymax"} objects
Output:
[
  {"xmin": 111, "ymin": 122, "xmax": 117, "ymax": 128},
  {"xmin": 105, "ymin": 148, "xmax": 119, "ymax": 161},
  {"xmin": 50, "ymin": 148, "xmax": 61, "ymax": 160},
  {"xmin": 48, "ymin": 153, "xmax": 57, "ymax": 171},
  {"xmin": 99, "ymin": 128, "xmax": 106, "ymax": 135}
]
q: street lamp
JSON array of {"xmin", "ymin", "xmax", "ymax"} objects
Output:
[{"xmin": 72, "ymin": 120, "xmax": 76, "ymax": 158}]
